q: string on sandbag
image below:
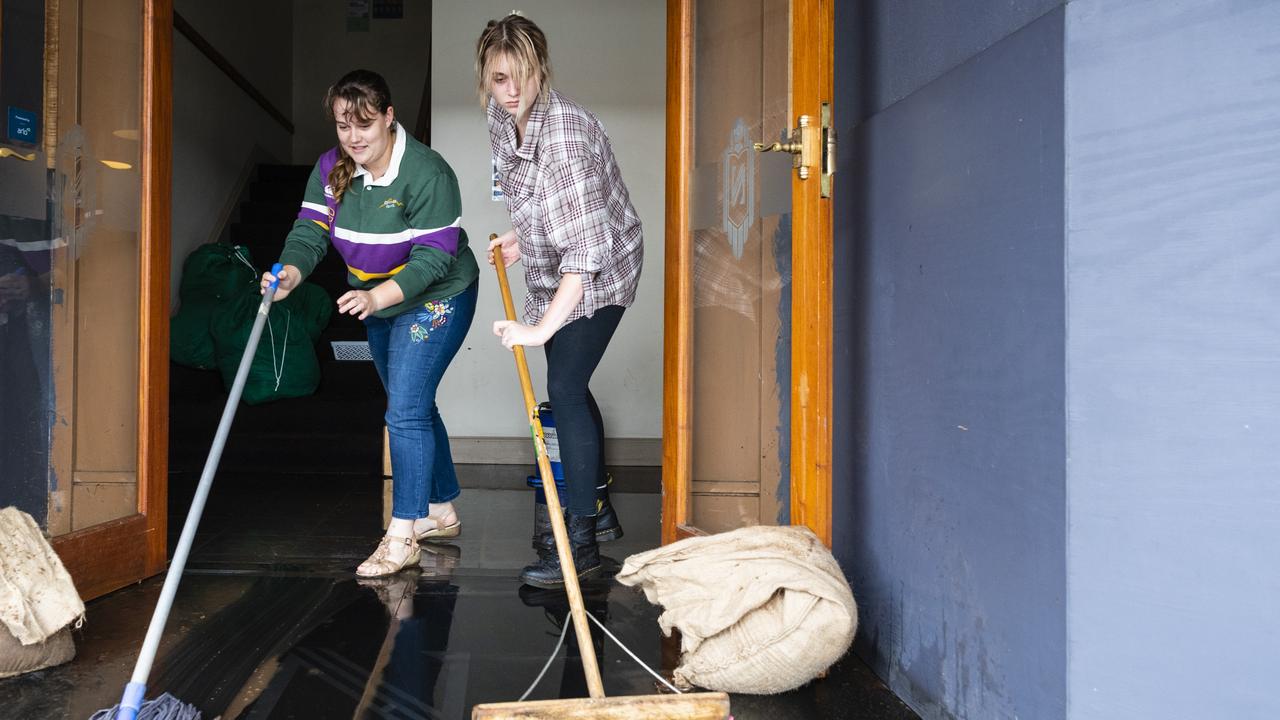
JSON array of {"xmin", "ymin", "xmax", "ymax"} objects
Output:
[
  {"xmin": 517, "ymin": 611, "xmax": 571, "ymax": 702},
  {"xmin": 265, "ymin": 309, "xmax": 290, "ymax": 392},
  {"xmin": 231, "ymin": 246, "xmax": 256, "ymax": 278},
  {"xmin": 586, "ymin": 610, "xmax": 682, "ymax": 694},
  {"xmin": 516, "ymin": 609, "xmax": 682, "ymax": 702},
  {"xmin": 233, "ymin": 247, "xmax": 290, "ymax": 393}
]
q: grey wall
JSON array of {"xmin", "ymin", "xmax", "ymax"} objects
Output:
[
  {"xmin": 171, "ymin": 0, "xmax": 293, "ymax": 311},
  {"xmin": 833, "ymin": 2, "xmax": 1067, "ymax": 718},
  {"xmin": 1065, "ymin": 1, "xmax": 1280, "ymax": 718}
]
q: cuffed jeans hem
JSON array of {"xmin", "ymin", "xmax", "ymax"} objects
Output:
[{"xmin": 429, "ymin": 489, "xmax": 461, "ymax": 504}]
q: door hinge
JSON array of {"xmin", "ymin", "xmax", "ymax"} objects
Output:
[{"xmin": 821, "ymin": 102, "xmax": 835, "ymax": 199}]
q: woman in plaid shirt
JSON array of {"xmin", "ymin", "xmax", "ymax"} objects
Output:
[{"xmin": 478, "ymin": 14, "xmax": 644, "ymax": 589}]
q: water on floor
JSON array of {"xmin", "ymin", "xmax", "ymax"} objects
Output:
[{"xmin": 0, "ymin": 472, "xmax": 917, "ymax": 720}]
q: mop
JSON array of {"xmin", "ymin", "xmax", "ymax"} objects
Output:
[
  {"xmin": 91, "ymin": 264, "xmax": 287, "ymax": 720},
  {"xmin": 474, "ymin": 241, "xmax": 730, "ymax": 719}
]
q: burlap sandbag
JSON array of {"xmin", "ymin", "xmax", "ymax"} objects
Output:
[
  {"xmin": 617, "ymin": 525, "xmax": 856, "ymax": 694},
  {"xmin": 0, "ymin": 626, "xmax": 74, "ymax": 679},
  {"xmin": 0, "ymin": 507, "xmax": 84, "ymax": 676}
]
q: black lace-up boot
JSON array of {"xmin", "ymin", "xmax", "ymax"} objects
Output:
[
  {"xmin": 532, "ymin": 474, "xmax": 623, "ymax": 549},
  {"xmin": 519, "ymin": 511, "xmax": 601, "ymax": 589}
]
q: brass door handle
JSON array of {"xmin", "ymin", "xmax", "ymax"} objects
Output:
[
  {"xmin": 753, "ymin": 115, "xmax": 818, "ymax": 179},
  {"xmin": 1, "ymin": 148, "xmax": 36, "ymax": 162},
  {"xmin": 754, "ymin": 140, "xmax": 802, "ymax": 154}
]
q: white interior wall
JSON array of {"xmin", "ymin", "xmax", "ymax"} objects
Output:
[
  {"xmin": 170, "ymin": 0, "xmax": 292, "ymax": 311},
  {"xmin": 290, "ymin": 0, "xmax": 433, "ymax": 163},
  {"xmin": 430, "ymin": 0, "xmax": 666, "ymax": 440}
]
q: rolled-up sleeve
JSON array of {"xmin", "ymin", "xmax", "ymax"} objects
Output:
[{"xmin": 545, "ymin": 155, "xmax": 611, "ymax": 278}]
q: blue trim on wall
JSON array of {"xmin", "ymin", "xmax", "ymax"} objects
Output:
[{"xmin": 773, "ymin": 212, "xmax": 792, "ymax": 524}]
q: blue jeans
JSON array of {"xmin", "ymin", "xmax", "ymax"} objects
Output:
[{"xmin": 365, "ymin": 282, "xmax": 477, "ymax": 520}]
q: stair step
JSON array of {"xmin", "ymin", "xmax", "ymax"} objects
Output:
[
  {"xmin": 172, "ymin": 435, "xmax": 382, "ymax": 476},
  {"xmin": 230, "ymin": 222, "xmax": 294, "ymax": 246},
  {"xmin": 257, "ymin": 164, "xmax": 313, "ymax": 182},
  {"xmin": 249, "ymin": 180, "xmax": 305, "ymax": 205},
  {"xmin": 240, "ymin": 201, "xmax": 300, "ymax": 225}
]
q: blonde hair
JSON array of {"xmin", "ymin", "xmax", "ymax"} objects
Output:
[
  {"xmin": 322, "ymin": 69, "xmax": 394, "ymax": 203},
  {"xmin": 475, "ymin": 13, "xmax": 552, "ymax": 108}
]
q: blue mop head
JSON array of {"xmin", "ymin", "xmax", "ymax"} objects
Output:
[{"xmin": 88, "ymin": 692, "xmax": 202, "ymax": 720}]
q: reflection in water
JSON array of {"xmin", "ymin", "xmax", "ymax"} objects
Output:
[
  {"xmin": 357, "ymin": 544, "xmax": 463, "ymax": 720},
  {"xmin": 353, "ymin": 570, "xmax": 452, "ymax": 719},
  {"xmin": 233, "ymin": 549, "xmax": 466, "ymax": 720},
  {"xmin": 517, "ymin": 580, "xmax": 613, "ymax": 700},
  {"xmin": 142, "ymin": 547, "xmax": 465, "ymax": 719}
]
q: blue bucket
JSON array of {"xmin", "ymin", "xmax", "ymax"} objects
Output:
[{"xmin": 527, "ymin": 402, "xmax": 566, "ymax": 503}]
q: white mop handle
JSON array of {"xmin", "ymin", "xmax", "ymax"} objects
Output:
[{"xmin": 118, "ymin": 264, "xmax": 283, "ymax": 718}]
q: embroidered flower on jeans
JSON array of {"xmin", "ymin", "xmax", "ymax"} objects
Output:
[{"xmin": 409, "ymin": 298, "xmax": 454, "ymax": 343}]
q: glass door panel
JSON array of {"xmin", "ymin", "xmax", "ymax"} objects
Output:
[
  {"xmin": 687, "ymin": 0, "xmax": 792, "ymax": 532},
  {"xmin": 0, "ymin": 0, "xmax": 144, "ymax": 535}
]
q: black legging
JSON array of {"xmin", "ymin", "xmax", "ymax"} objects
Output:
[{"xmin": 543, "ymin": 305, "xmax": 625, "ymax": 516}]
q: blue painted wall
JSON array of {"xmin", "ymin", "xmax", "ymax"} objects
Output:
[
  {"xmin": 835, "ymin": 1, "xmax": 1280, "ymax": 718},
  {"xmin": 842, "ymin": 0, "xmax": 1061, "ymax": 122},
  {"xmin": 833, "ymin": 2, "xmax": 1067, "ymax": 718},
  {"xmin": 1065, "ymin": 1, "xmax": 1280, "ymax": 718}
]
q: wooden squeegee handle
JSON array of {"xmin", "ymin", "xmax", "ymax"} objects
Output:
[
  {"xmin": 491, "ymin": 236, "xmax": 539, "ymax": 414},
  {"xmin": 490, "ymin": 236, "xmax": 606, "ymax": 699}
]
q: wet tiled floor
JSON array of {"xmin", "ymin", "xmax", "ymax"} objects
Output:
[{"xmin": 1, "ymin": 472, "xmax": 918, "ymax": 719}]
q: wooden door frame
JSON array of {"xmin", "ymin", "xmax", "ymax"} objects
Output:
[
  {"xmin": 661, "ymin": 0, "xmax": 833, "ymax": 546},
  {"xmin": 50, "ymin": 0, "xmax": 171, "ymax": 600}
]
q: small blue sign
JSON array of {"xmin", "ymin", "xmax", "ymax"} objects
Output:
[{"xmin": 7, "ymin": 107, "xmax": 38, "ymax": 145}]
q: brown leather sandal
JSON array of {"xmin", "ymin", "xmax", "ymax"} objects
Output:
[
  {"xmin": 416, "ymin": 515, "xmax": 461, "ymax": 542},
  {"xmin": 356, "ymin": 534, "xmax": 421, "ymax": 577}
]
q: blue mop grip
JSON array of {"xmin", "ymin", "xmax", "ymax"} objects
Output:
[
  {"xmin": 116, "ymin": 681, "xmax": 146, "ymax": 720},
  {"xmin": 269, "ymin": 262, "xmax": 284, "ymax": 291}
]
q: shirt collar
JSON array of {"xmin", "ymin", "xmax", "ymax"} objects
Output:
[
  {"xmin": 354, "ymin": 121, "xmax": 407, "ymax": 187},
  {"xmin": 489, "ymin": 91, "xmax": 552, "ymax": 161}
]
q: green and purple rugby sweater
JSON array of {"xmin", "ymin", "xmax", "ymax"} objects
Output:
[{"xmin": 278, "ymin": 123, "xmax": 478, "ymax": 319}]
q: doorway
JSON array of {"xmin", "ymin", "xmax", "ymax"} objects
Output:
[{"xmin": 662, "ymin": 0, "xmax": 834, "ymax": 544}]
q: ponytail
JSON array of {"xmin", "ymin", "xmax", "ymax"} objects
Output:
[{"xmin": 328, "ymin": 155, "xmax": 356, "ymax": 204}]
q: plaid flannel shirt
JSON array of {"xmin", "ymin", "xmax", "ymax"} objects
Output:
[{"xmin": 488, "ymin": 90, "xmax": 643, "ymax": 325}]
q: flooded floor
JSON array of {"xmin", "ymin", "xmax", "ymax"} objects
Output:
[{"xmin": 1, "ymin": 471, "xmax": 918, "ymax": 719}]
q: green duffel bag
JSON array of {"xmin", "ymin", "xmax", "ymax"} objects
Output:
[
  {"xmin": 170, "ymin": 244, "xmax": 259, "ymax": 370},
  {"xmin": 210, "ymin": 281, "xmax": 333, "ymax": 405}
]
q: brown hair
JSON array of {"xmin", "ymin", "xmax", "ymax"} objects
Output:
[
  {"xmin": 322, "ymin": 69, "xmax": 394, "ymax": 203},
  {"xmin": 475, "ymin": 13, "xmax": 552, "ymax": 108}
]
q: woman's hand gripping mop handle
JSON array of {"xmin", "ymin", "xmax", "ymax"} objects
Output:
[
  {"xmin": 490, "ymin": 238, "xmax": 606, "ymax": 699},
  {"xmin": 112, "ymin": 264, "xmax": 286, "ymax": 720}
]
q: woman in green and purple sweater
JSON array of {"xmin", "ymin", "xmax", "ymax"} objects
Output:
[{"xmin": 262, "ymin": 69, "xmax": 478, "ymax": 577}]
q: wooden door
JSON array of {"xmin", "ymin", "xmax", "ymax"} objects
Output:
[
  {"xmin": 0, "ymin": 0, "xmax": 172, "ymax": 600},
  {"xmin": 662, "ymin": 0, "xmax": 833, "ymax": 545}
]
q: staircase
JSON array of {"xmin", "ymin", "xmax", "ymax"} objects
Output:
[{"xmin": 169, "ymin": 164, "xmax": 386, "ymax": 479}]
